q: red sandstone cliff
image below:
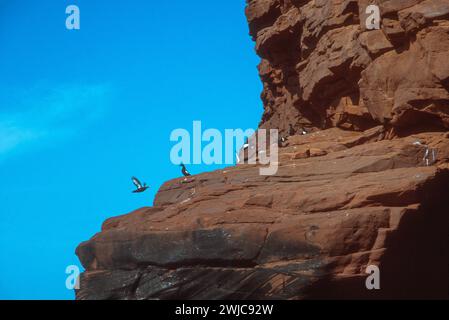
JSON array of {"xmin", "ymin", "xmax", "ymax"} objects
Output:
[
  {"xmin": 75, "ymin": 0, "xmax": 449, "ymax": 299},
  {"xmin": 247, "ymin": 0, "xmax": 449, "ymax": 136}
]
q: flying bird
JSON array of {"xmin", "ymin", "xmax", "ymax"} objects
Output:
[
  {"xmin": 180, "ymin": 163, "xmax": 191, "ymax": 177},
  {"xmin": 131, "ymin": 176, "xmax": 149, "ymax": 193}
]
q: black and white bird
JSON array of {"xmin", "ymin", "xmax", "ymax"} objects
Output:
[
  {"xmin": 278, "ymin": 136, "xmax": 287, "ymax": 147},
  {"xmin": 131, "ymin": 176, "xmax": 149, "ymax": 193},
  {"xmin": 180, "ymin": 163, "xmax": 191, "ymax": 177}
]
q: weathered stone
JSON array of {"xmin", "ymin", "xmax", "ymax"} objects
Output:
[
  {"xmin": 248, "ymin": 0, "xmax": 449, "ymax": 134},
  {"xmin": 76, "ymin": 130, "xmax": 449, "ymax": 299}
]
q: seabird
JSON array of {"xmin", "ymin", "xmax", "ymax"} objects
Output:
[
  {"xmin": 180, "ymin": 163, "xmax": 191, "ymax": 177},
  {"xmin": 131, "ymin": 176, "xmax": 149, "ymax": 193},
  {"xmin": 278, "ymin": 136, "xmax": 287, "ymax": 147}
]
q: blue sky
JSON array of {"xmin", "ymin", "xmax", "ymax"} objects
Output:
[{"xmin": 0, "ymin": 1, "xmax": 261, "ymax": 299}]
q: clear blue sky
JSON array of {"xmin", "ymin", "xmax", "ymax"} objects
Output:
[{"xmin": 0, "ymin": 0, "xmax": 261, "ymax": 299}]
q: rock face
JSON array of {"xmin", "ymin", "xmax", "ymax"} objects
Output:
[
  {"xmin": 246, "ymin": 0, "xmax": 449, "ymax": 136},
  {"xmin": 76, "ymin": 129, "xmax": 449, "ymax": 299},
  {"xmin": 75, "ymin": 1, "xmax": 449, "ymax": 299}
]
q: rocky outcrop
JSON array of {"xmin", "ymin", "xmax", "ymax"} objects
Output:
[
  {"xmin": 247, "ymin": 0, "xmax": 449, "ymax": 136},
  {"xmin": 76, "ymin": 128, "xmax": 449, "ymax": 299},
  {"xmin": 75, "ymin": 0, "xmax": 449, "ymax": 299}
]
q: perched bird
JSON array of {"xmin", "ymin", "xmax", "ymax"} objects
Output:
[
  {"xmin": 278, "ymin": 136, "xmax": 287, "ymax": 147},
  {"xmin": 180, "ymin": 163, "xmax": 191, "ymax": 176},
  {"xmin": 131, "ymin": 176, "xmax": 149, "ymax": 193}
]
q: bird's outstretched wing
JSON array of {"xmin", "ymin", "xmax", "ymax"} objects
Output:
[{"xmin": 132, "ymin": 176, "xmax": 142, "ymax": 189}]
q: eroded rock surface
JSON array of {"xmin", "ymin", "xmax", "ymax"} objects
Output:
[
  {"xmin": 246, "ymin": 0, "xmax": 449, "ymax": 136},
  {"xmin": 76, "ymin": 129, "xmax": 449, "ymax": 299}
]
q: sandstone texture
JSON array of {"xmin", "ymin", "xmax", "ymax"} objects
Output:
[
  {"xmin": 76, "ymin": 128, "xmax": 449, "ymax": 299},
  {"xmin": 75, "ymin": 0, "xmax": 449, "ymax": 299},
  {"xmin": 246, "ymin": 0, "xmax": 449, "ymax": 135}
]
